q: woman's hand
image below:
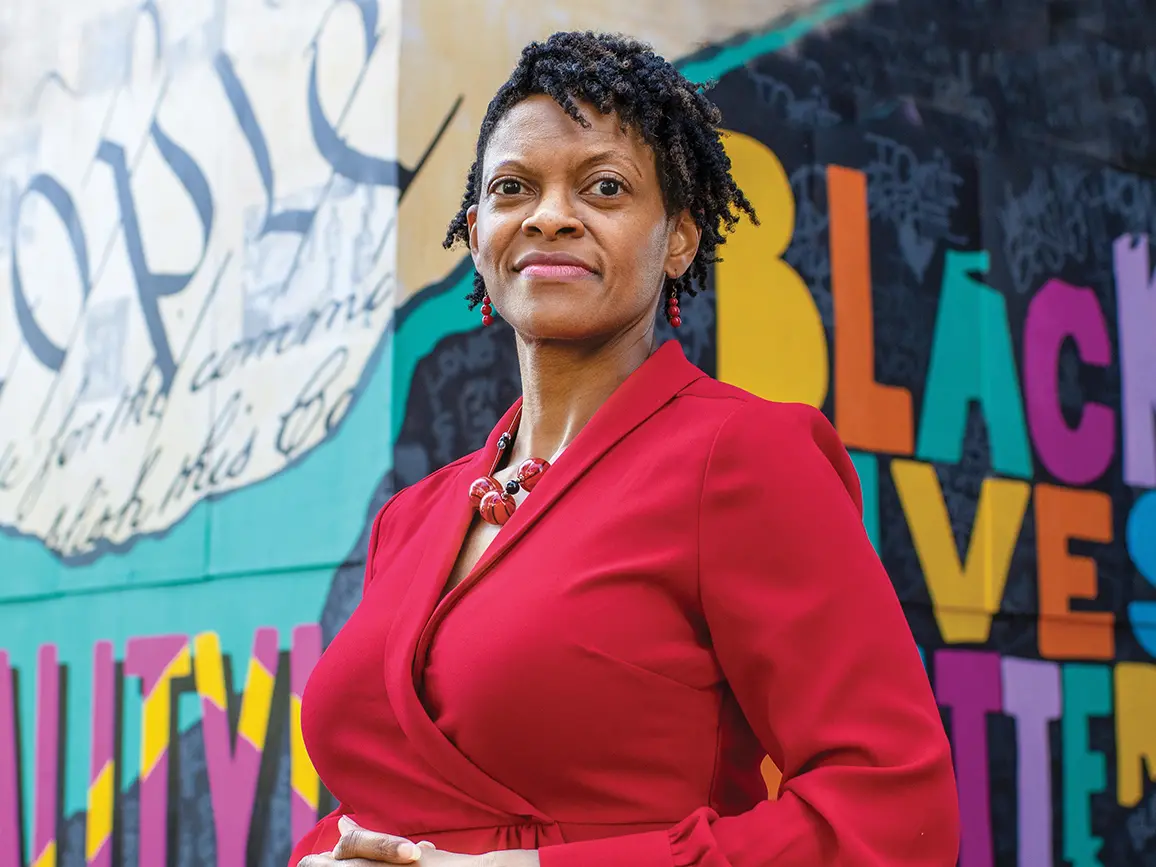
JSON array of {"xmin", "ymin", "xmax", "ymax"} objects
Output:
[
  {"xmin": 296, "ymin": 817, "xmax": 539, "ymax": 867},
  {"xmin": 296, "ymin": 816, "xmax": 435, "ymax": 866}
]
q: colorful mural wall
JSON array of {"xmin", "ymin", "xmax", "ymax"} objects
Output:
[{"xmin": 1, "ymin": 0, "xmax": 1154, "ymax": 865}]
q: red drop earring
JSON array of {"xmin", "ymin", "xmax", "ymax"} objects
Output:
[
  {"xmin": 666, "ymin": 289, "xmax": 682, "ymax": 328},
  {"xmin": 481, "ymin": 295, "xmax": 494, "ymax": 327}
]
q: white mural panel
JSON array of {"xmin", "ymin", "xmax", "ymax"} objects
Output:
[{"xmin": 0, "ymin": 0, "xmax": 404, "ymax": 557}]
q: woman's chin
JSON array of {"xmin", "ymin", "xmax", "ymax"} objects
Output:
[{"xmin": 504, "ymin": 305, "xmax": 602, "ymax": 342}]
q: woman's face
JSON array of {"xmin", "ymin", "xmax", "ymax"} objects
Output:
[{"xmin": 466, "ymin": 95, "xmax": 700, "ymax": 343}]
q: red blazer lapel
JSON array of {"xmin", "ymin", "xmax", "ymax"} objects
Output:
[
  {"xmin": 459, "ymin": 341, "xmax": 704, "ymax": 588},
  {"xmin": 382, "ymin": 400, "xmax": 546, "ymax": 822}
]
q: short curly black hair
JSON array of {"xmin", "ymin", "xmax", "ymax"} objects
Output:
[{"xmin": 443, "ymin": 30, "xmax": 757, "ymax": 313}]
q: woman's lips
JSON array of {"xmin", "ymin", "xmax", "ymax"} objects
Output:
[{"xmin": 518, "ymin": 263, "xmax": 595, "ymax": 280}]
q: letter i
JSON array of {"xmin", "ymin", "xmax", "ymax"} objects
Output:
[
  {"xmin": 87, "ymin": 642, "xmax": 116, "ymax": 867},
  {"xmin": 32, "ymin": 646, "xmax": 60, "ymax": 867}
]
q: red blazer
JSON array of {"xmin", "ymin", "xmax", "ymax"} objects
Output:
[{"xmin": 293, "ymin": 341, "xmax": 960, "ymax": 867}]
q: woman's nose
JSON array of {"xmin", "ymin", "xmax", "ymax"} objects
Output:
[{"xmin": 521, "ymin": 192, "xmax": 584, "ymax": 239}]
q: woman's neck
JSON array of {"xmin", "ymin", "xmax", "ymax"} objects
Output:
[{"xmin": 510, "ymin": 328, "xmax": 658, "ymax": 463}]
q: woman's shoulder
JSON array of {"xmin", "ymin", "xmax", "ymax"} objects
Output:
[
  {"xmin": 369, "ymin": 450, "xmax": 479, "ymax": 541},
  {"xmin": 677, "ymin": 376, "xmax": 840, "ymax": 450},
  {"xmin": 675, "ymin": 377, "xmax": 860, "ymax": 507}
]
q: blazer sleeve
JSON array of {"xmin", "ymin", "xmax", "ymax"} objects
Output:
[{"xmin": 539, "ymin": 401, "xmax": 960, "ymax": 867}]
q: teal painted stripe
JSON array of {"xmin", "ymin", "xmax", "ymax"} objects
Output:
[
  {"xmin": 677, "ymin": 0, "xmax": 873, "ymax": 83},
  {"xmin": 848, "ymin": 451, "xmax": 881, "ymax": 552}
]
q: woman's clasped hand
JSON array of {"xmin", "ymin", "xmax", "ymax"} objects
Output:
[{"xmin": 297, "ymin": 817, "xmax": 539, "ymax": 867}]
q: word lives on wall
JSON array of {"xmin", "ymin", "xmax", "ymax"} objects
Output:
[{"xmin": 0, "ymin": 0, "xmax": 456, "ymax": 558}]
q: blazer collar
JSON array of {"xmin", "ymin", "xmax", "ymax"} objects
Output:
[{"xmin": 457, "ymin": 339, "xmax": 704, "ymax": 582}]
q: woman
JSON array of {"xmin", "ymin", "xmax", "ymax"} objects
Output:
[{"xmin": 293, "ymin": 31, "xmax": 960, "ymax": 867}]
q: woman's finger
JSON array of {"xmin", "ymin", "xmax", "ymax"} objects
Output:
[{"xmin": 333, "ymin": 828, "xmax": 422, "ymax": 863}]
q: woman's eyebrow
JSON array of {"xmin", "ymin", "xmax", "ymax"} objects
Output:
[
  {"xmin": 574, "ymin": 148, "xmax": 642, "ymax": 177},
  {"xmin": 485, "ymin": 158, "xmax": 534, "ymax": 179}
]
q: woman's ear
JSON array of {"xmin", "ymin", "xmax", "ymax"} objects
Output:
[
  {"xmin": 665, "ymin": 210, "xmax": 701, "ymax": 280},
  {"xmin": 466, "ymin": 204, "xmax": 481, "ymax": 263}
]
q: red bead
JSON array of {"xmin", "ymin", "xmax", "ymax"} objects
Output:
[
  {"xmin": 670, "ymin": 316, "xmax": 682, "ymax": 328},
  {"xmin": 468, "ymin": 475, "xmax": 500, "ymax": 507},
  {"xmin": 667, "ymin": 299, "xmax": 680, "ymax": 311},
  {"xmin": 482, "ymin": 314, "xmax": 494, "ymax": 327},
  {"xmin": 478, "ymin": 490, "xmax": 516, "ymax": 525},
  {"xmin": 482, "ymin": 295, "xmax": 491, "ymax": 305},
  {"xmin": 481, "ymin": 304, "xmax": 493, "ymax": 315},
  {"xmin": 515, "ymin": 457, "xmax": 550, "ymax": 492}
]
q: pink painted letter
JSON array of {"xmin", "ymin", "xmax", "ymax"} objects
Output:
[
  {"xmin": 935, "ymin": 649, "xmax": 1001, "ymax": 867},
  {"xmin": 1024, "ymin": 278, "xmax": 1115, "ymax": 485}
]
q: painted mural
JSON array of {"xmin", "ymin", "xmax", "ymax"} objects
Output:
[{"xmin": 1, "ymin": 0, "xmax": 1155, "ymax": 866}]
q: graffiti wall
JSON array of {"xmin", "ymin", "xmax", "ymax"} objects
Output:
[{"xmin": 1, "ymin": 0, "xmax": 1155, "ymax": 865}]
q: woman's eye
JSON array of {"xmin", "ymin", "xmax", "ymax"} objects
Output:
[
  {"xmin": 497, "ymin": 179, "xmax": 523, "ymax": 195},
  {"xmin": 593, "ymin": 179, "xmax": 622, "ymax": 196}
]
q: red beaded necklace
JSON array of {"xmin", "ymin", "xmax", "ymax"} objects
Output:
[{"xmin": 468, "ymin": 408, "xmax": 555, "ymax": 526}]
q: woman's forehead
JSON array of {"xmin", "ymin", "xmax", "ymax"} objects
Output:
[{"xmin": 483, "ymin": 96, "xmax": 652, "ymax": 174}]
